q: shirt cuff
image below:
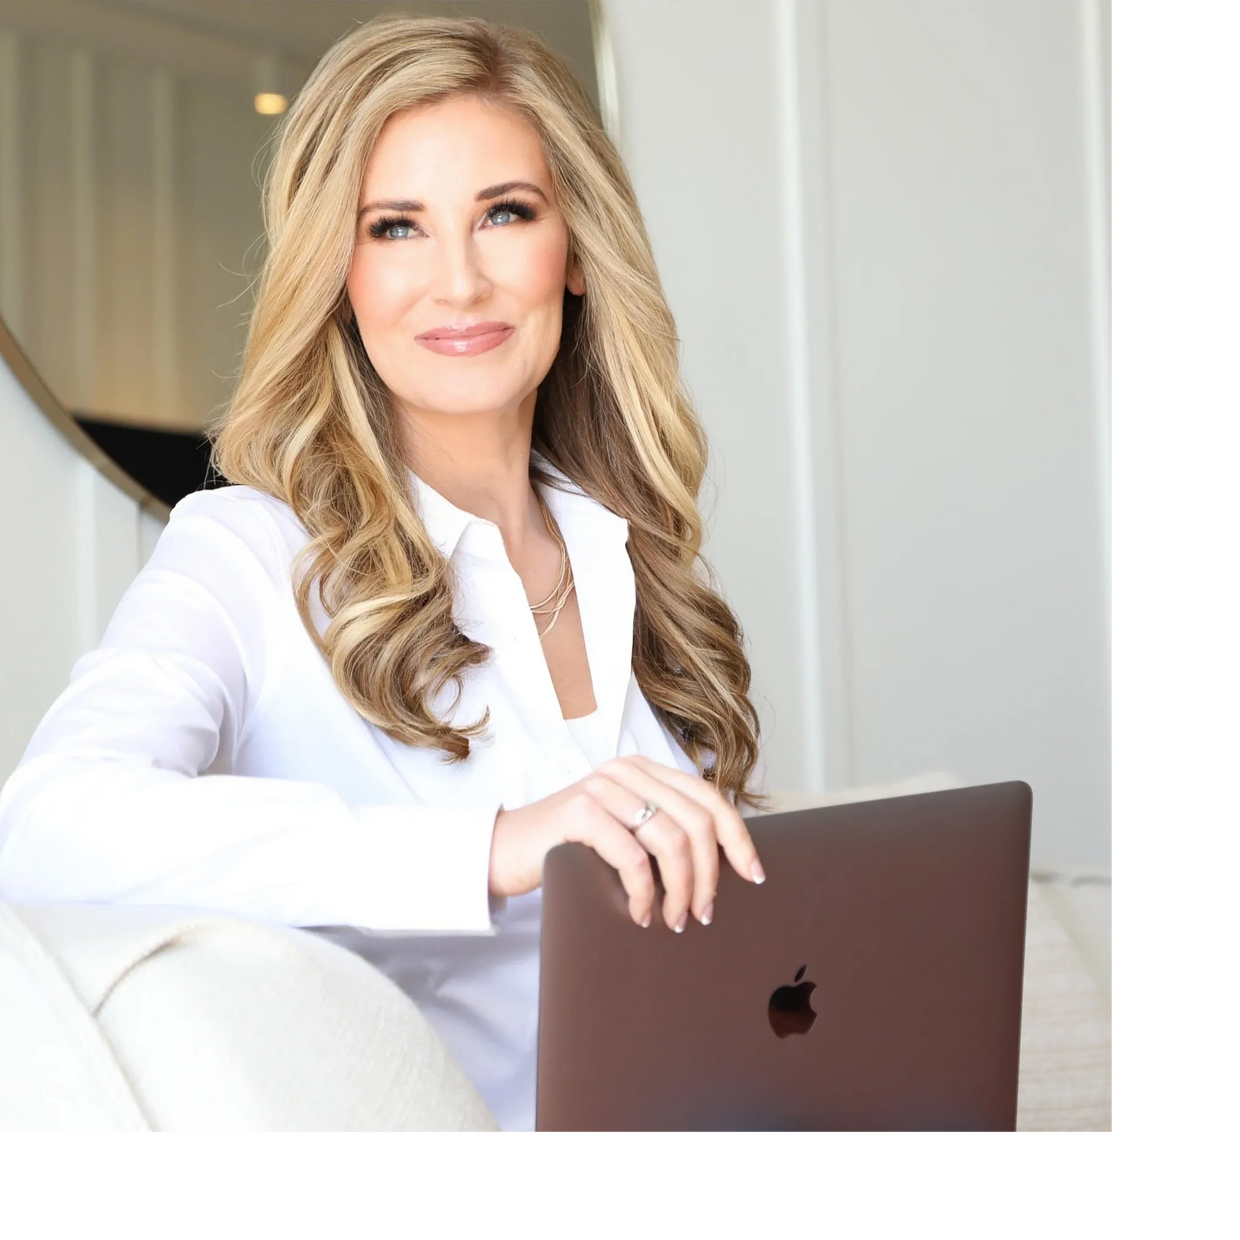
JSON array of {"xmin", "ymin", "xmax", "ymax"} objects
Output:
[{"xmin": 341, "ymin": 801, "xmax": 502, "ymax": 934}]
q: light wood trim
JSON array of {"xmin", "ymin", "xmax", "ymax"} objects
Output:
[
  {"xmin": 0, "ymin": 313, "xmax": 171, "ymax": 522},
  {"xmin": 588, "ymin": 0, "xmax": 620, "ymax": 143}
]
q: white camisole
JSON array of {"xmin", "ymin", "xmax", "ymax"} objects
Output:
[{"xmin": 564, "ymin": 708, "xmax": 617, "ymax": 770}]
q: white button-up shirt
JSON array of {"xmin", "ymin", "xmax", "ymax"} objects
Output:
[{"xmin": 0, "ymin": 456, "xmax": 712, "ymax": 1130}]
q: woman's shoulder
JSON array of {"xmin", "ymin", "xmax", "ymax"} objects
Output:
[
  {"xmin": 157, "ymin": 485, "xmax": 312, "ymax": 588},
  {"xmin": 168, "ymin": 485, "xmax": 310, "ymax": 554}
]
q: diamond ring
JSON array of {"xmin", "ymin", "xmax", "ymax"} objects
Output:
[{"xmin": 631, "ymin": 800, "xmax": 659, "ymax": 830}]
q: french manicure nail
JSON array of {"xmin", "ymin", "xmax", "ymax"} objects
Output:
[
  {"xmin": 700, "ymin": 902, "xmax": 714, "ymax": 926},
  {"xmin": 674, "ymin": 913, "xmax": 687, "ymax": 934},
  {"xmin": 751, "ymin": 860, "xmax": 766, "ymax": 884},
  {"xmin": 641, "ymin": 911, "xmax": 652, "ymax": 928}
]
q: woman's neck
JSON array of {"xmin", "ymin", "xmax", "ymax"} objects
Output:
[{"xmin": 399, "ymin": 392, "xmax": 545, "ymax": 560}]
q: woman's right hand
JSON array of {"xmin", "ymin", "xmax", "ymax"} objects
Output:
[{"xmin": 487, "ymin": 754, "xmax": 765, "ymax": 932}]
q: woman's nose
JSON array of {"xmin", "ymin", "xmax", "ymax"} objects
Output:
[{"xmin": 430, "ymin": 231, "xmax": 491, "ymax": 305}]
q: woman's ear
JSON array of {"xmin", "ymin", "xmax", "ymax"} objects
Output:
[{"xmin": 566, "ymin": 260, "xmax": 585, "ymax": 298}]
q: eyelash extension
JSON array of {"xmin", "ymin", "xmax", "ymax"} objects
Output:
[{"xmin": 367, "ymin": 198, "xmax": 538, "ymax": 241}]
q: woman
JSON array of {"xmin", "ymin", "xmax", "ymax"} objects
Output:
[{"xmin": 0, "ymin": 15, "xmax": 768, "ymax": 1130}]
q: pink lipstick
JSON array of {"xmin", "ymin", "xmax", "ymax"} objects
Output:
[{"xmin": 415, "ymin": 321, "xmax": 514, "ymax": 356}]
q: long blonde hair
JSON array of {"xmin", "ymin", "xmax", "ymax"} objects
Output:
[{"xmin": 209, "ymin": 15, "xmax": 768, "ymax": 809}]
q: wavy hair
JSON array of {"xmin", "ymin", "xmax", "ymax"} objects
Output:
[{"xmin": 209, "ymin": 14, "xmax": 768, "ymax": 809}]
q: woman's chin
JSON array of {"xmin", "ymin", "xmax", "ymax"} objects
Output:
[{"xmin": 400, "ymin": 385, "xmax": 539, "ymax": 421}]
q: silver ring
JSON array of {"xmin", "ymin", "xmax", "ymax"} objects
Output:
[{"xmin": 631, "ymin": 800, "xmax": 659, "ymax": 830}]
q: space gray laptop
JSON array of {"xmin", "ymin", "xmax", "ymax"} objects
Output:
[{"xmin": 536, "ymin": 780, "xmax": 1032, "ymax": 1130}]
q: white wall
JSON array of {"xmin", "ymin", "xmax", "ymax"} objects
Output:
[
  {"xmin": 604, "ymin": 0, "xmax": 1110, "ymax": 866},
  {"xmin": 0, "ymin": 351, "xmax": 163, "ymax": 777}
]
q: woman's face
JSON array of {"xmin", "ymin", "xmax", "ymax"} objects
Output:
[{"xmin": 346, "ymin": 94, "xmax": 584, "ymax": 432}]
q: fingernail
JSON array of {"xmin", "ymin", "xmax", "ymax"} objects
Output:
[
  {"xmin": 641, "ymin": 911, "xmax": 652, "ymax": 928},
  {"xmin": 751, "ymin": 860, "xmax": 766, "ymax": 884},
  {"xmin": 700, "ymin": 901, "xmax": 714, "ymax": 926},
  {"xmin": 674, "ymin": 913, "xmax": 687, "ymax": 934}
]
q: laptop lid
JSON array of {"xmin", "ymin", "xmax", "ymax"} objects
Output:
[{"xmin": 536, "ymin": 780, "xmax": 1032, "ymax": 1131}]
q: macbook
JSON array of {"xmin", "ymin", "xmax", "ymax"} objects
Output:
[{"xmin": 536, "ymin": 780, "xmax": 1032, "ymax": 1130}]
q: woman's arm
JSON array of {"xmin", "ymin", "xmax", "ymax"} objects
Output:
[{"xmin": 0, "ymin": 492, "xmax": 499, "ymax": 934}]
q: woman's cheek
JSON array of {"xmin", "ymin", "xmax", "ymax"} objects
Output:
[
  {"xmin": 376, "ymin": 257, "xmax": 427, "ymax": 319},
  {"xmin": 347, "ymin": 249, "xmax": 415, "ymax": 324},
  {"xmin": 499, "ymin": 235, "xmax": 570, "ymax": 302}
]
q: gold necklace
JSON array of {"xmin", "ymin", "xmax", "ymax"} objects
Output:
[{"xmin": 530, "ymin": 491, "xmax": 575, "ymax": 639}]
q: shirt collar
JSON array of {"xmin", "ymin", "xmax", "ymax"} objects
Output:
[
  {"xmin": 405, "ymin": 466, "xmax": 475, "ymax": 561},
  {"xmin": 406, "ymin": 452, "xmax": 629, "ymax": 561}
]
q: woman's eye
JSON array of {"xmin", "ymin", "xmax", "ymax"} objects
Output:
[
  {"xmin": 485, "ymin": 200, "xmax": 537, "ymax": 227},
  {"xmin": 368, "ymin": 216, "xmax": 417, "ymax": 241}
]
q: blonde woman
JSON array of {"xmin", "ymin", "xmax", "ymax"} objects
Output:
[{"xmin": 0, "ymin": 15, "xmax": 768, "ymax": 1130}]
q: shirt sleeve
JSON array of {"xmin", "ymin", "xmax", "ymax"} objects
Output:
[{"xmin": 0, "ymin": 489, "xmax": 501, "ymax": 935}]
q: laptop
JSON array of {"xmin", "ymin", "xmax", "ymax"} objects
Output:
[{"xmin": 536, "ymin": 780, "xmax": 1032, "ymax": 1131}]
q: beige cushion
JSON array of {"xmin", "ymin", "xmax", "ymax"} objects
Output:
[{"xmin": 1016, "ymin": 880, "xmax": 1111, "ymax": 1130}]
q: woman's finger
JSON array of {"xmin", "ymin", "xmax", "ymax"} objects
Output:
[
  {"xmin": 620, "ymin": 755, "xmax": 766, "ymax": 886},
  {"xmin": 561, "ymin": 792, "xmax": 657, "ymax": 927},
  {"xmin": 596, "ymin": 760, "xmax": 721, "ymax": 926},
  {"xmin": 631, "ymin": 812, "xmax": 695, "ymax": 932}
]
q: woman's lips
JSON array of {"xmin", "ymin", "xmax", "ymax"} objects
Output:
[{"xmin": 415, "ymin": 325, "xmax": 514, "ymax": 356}]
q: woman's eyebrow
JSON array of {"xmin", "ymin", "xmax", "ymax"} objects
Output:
[{"xmin": 357, "ymin": 181, "xmax": 549, "ymax": 217}]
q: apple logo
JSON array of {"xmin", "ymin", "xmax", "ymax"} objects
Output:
[{"xmin": 768, "ymin": 965, "xmax": 818, "ymax": 1038}]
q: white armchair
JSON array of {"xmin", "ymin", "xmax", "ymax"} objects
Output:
[{"xmin": 0, "ymin": 901, "xmax": 497, "ymax": 1130}]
